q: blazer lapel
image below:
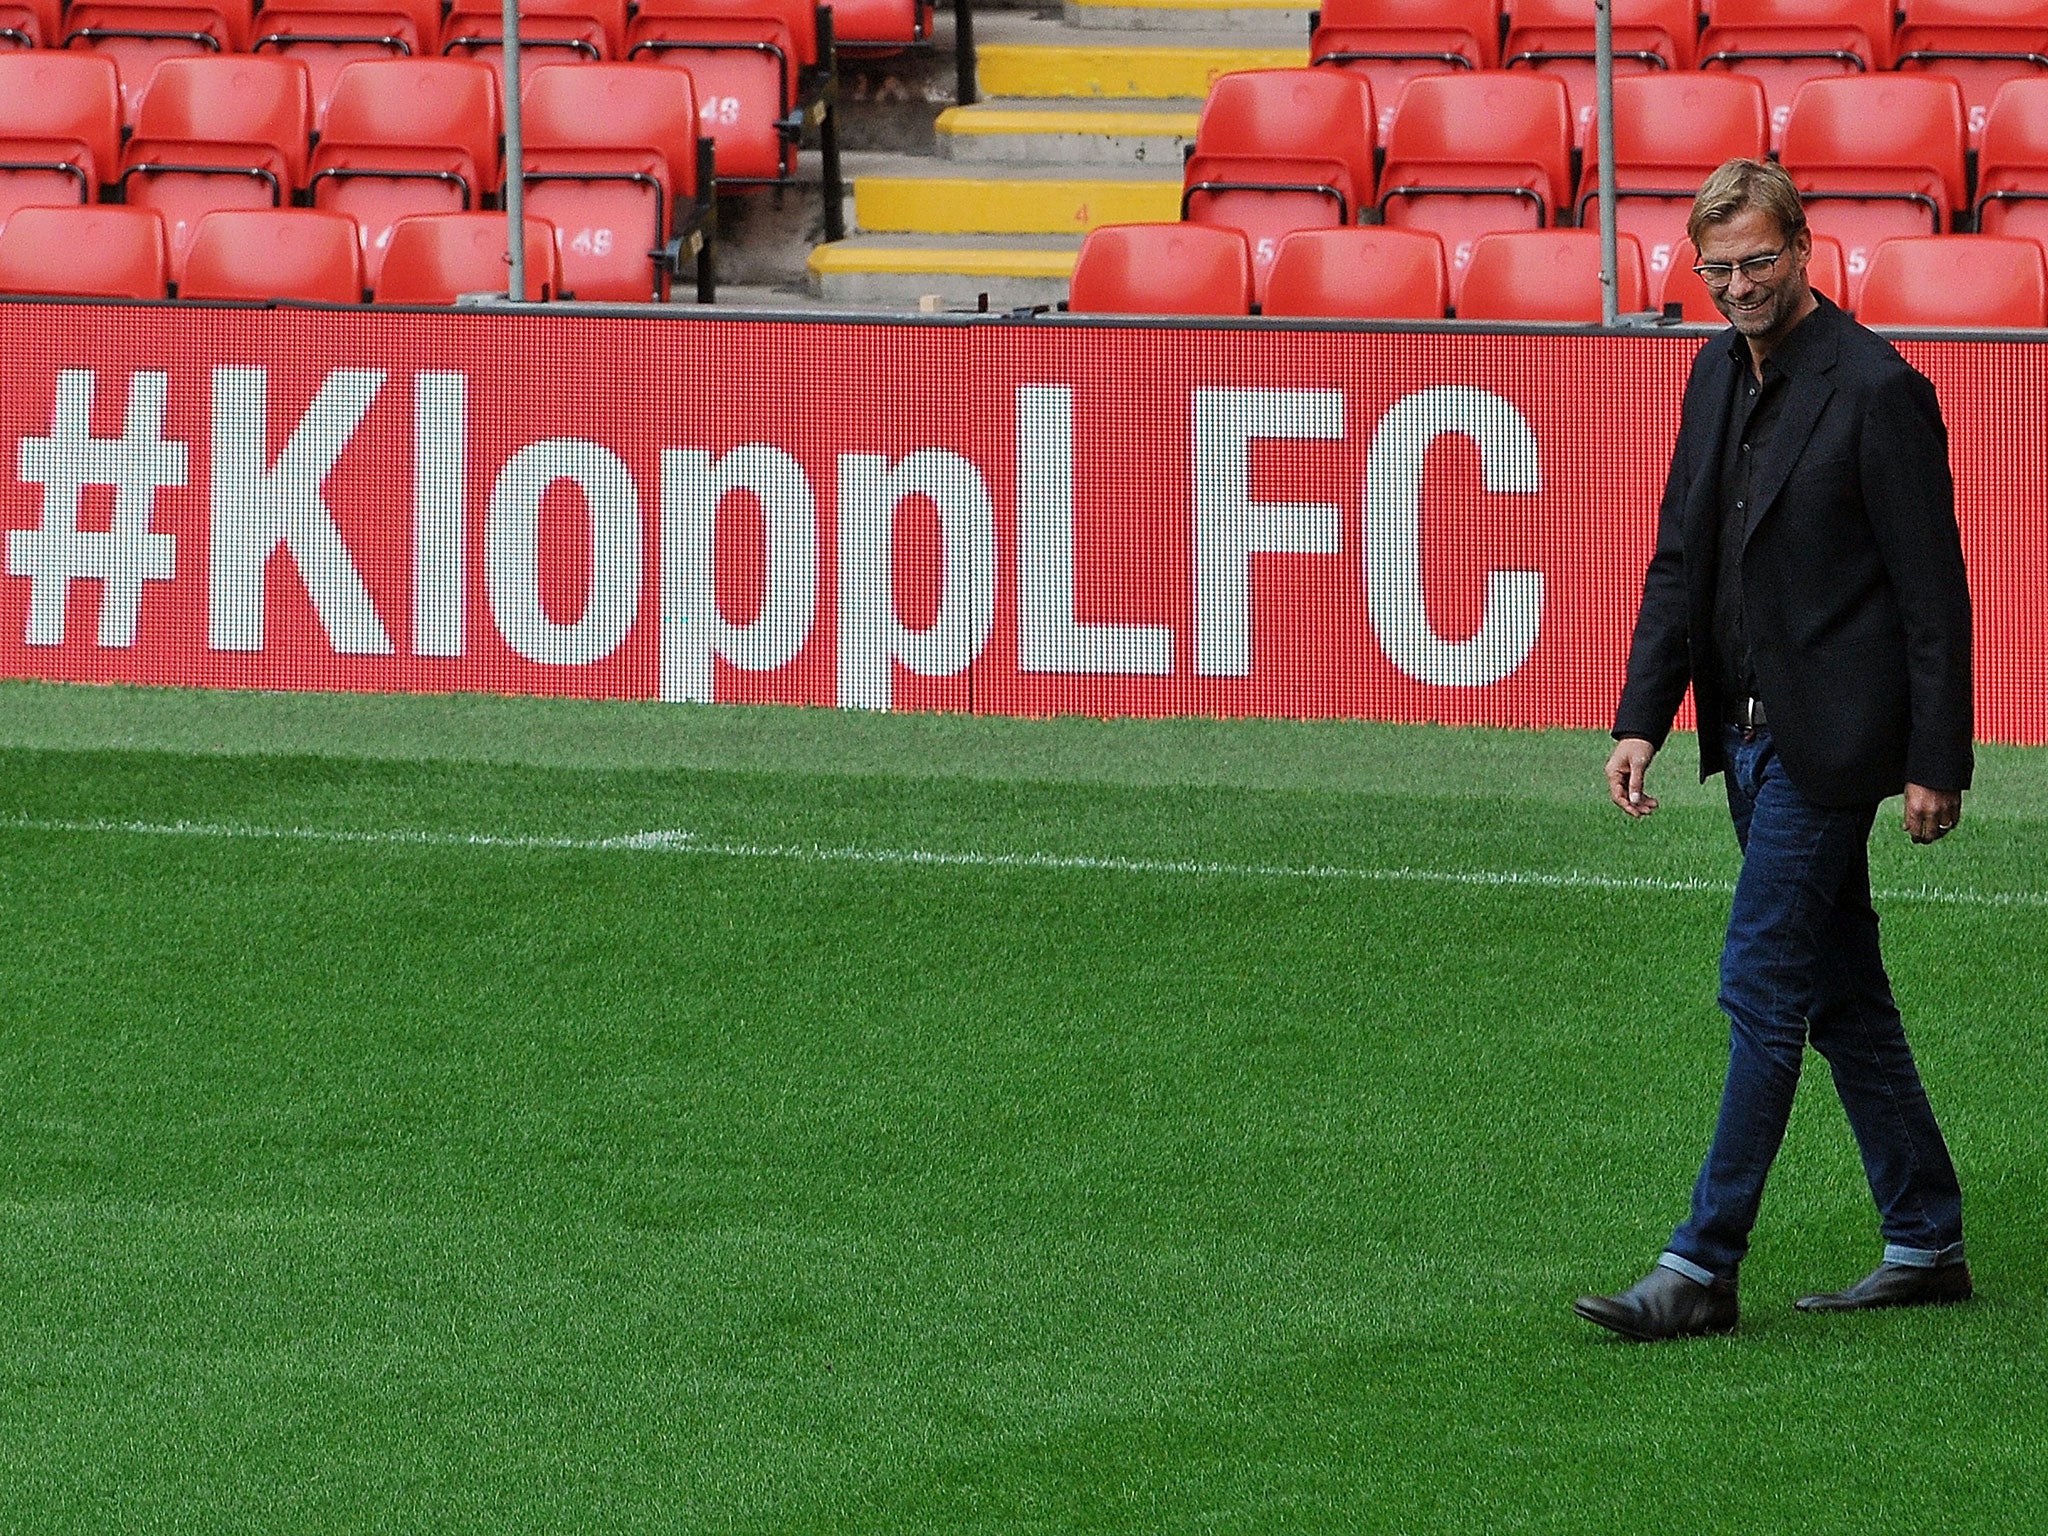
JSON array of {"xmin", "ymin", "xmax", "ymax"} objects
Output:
[
  {"xmin": 1681, "ymin": 341, "xmax": 1738, "ymax": 562},
  {"xmin": 1740, "ymin": 321, "xmax": 1839, "ymax": 547}
]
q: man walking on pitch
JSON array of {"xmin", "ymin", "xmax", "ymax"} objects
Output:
[{"xmin": 1575, "ymin": 159, "xmax": 1975, "ymax": 1342}]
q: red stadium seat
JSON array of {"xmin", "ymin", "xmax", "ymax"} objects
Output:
[
  {"xmin": 178, "ymin": 209, "xmax": 365, "ymax": 302},
  {"xmin": 1578, "ymin": 74, "xmax": 1771, "ymax": 295},
  {"xmin": 1805, "ymin": 233, "xmax": 1847, "ymax": 309},
  {"xmin": 119, "ymin": 56, "xmax": 315, "ymax": 281},
  {"xmin": 1657, "ymin": 238, "xmax": 1713, "ymax": 319},
  {"xmin": 1308, "ymin": 0, "xmax": 1497, "ymax": 146},
  {"xmin": 1976, "ymin": 79, "xmax": 2048, "ymax": 245},
  {"xmin": 1456, "ymin": 229, "xmax": 1647, "ymax": 320},
  {"xmin": 1659, "ymin": 232, "xmax": 1848, "ymax": 318},
  {"xmin": 519, "ymin": 63, "xmax": 716, "ymax": 302},
  {"xmin": 1261, "ymin": 227, "xmax": 1447, "ymax": 318},
  {"xmin": 831, "ymin": 0, "xmax": 933, "ymax": 49},
  {"xmin": 1067, "ymin": 223, "xmax": 1254, "ymax": 316},
  {"xmin": 637, "ymin": 0, "xmax": 825, "ymax": 74},
  {"xmin": 0, "ymin": 204, "xmax": 167, "ymax": 298},
  {"xmin": 1699, "ymin": 0, "xmax": 1896, "ymax": 151},
  {"xmin": 626, "ymin": 0, "xmax": 824, "ymax": 184},
  {"xmin": 1503, "ymin": 0, "xmax": 1698, "ymax": 146},
  {"xmin": 1378, "ymin": 72, "xmax": 1574, "ymax": 302},
  {"xmin": 1896, "ymin": 0, "xmax": 2048, "ymax": 148},
  {"xmin": 1855, "ymin": 236, "xmax": 2048, "ymax": 327},
  {"xmin": 440, "ymin": 0, "xmax": 623, "ymax": 89},
  {"xmin": 309, "ymin": 59, "xmax": 502, "ymax": 288},
  {"xmin": 62, "ymin": 0, "xmax": 255, "ymax": 128},
  {"xmin": 1781, "ymin": 75, "xmax": 1968, "ymax": 305},
  {"xmin": 0, "ymin": 0, "xmax": 60, "ymax": 47},
  {"xmin": 1182, "ymin": 69, "xmax": 1378, "ymax": 297},
  {"xmin": 252, "ymin": 0, "xmax": 446, "ymax": 127},
  {"xmin": 375, "ymin": 212, "xmax": 562, "ymax": 302},
  {"xmin": 0, "ymin": 54, "xmax": 122, "ymax": 235}
]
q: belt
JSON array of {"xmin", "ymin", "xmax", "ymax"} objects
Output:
[{"xmin": 1727, "ymin": 695, "xmax": 1768, "ymax": 730}]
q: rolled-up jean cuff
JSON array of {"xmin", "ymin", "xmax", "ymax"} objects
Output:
[
  {"xmin": 1883, "ymin": 1240, "xmax": 1967, "ymax": 1269},
  {"xmin": 1658, "ymin": 1251, "xmax": 1720, "ymax": 1286}
]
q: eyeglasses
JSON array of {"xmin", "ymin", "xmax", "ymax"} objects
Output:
[{"xmin": 1692, "ymin": 249, "xmax": 1787, "ymax": 290}]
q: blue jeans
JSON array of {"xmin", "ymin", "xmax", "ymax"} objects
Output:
[{"xmin": 1660, "ymin": 726, "xmax": 1966, "ymax": 1285}]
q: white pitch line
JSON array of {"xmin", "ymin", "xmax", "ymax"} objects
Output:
[{"xmin": 1, "ymin": 813, "xmax": 2045, "ymax": 911}]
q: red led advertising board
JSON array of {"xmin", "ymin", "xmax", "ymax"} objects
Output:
[{"xmin": 2, "ymin": 300, "xmax": 2045, "ymax": 742}]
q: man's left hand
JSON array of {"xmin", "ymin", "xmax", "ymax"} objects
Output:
[{"xmin": 1904, "ymin": 784, "xmax": 1962, "ymax": 844}]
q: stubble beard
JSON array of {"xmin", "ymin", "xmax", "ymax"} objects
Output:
[{"xmin": 1717, "ymin": 281, "xmax": 1798, "ymax": 341}]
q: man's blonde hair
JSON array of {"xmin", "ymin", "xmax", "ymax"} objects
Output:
[{"xmin": 1688, "ymin": 158, "xmax": 1808, "ymax": 249}]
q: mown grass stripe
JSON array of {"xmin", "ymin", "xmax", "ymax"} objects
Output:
[{"xmin": 6, "ymin": 813, "xmax": 2045, "ymax": 911}]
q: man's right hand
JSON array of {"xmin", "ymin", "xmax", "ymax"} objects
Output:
[{"xmin": 1606, "ymin": 738, "xmax": 1659, "ymax": 818}]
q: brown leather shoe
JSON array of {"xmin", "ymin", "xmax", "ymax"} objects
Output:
[
  {"xmin": 1794, "ymin": 1261, "xmax": 1973, "ymax": 1313},
  {"xmin": 1573, "ymin": 1264, "xmax": 1739, "ymax": 1341}
]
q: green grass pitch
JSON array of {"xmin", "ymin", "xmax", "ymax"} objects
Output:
[{"xmin": 0, "ymin": 680, "xmax": 2043, "ymax": 1533}]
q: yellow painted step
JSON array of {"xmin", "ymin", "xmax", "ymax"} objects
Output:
[
  {"xmin": 808, "ymin": 246, "xmax": 1079, "ymax": 280},
  {"xmin": 977, "ymin": 43, "xmax": 1308, "ymax": 99},
  {"xmin": 854, "ymin": 176, "xmax": 1182, "ymax": 235},
  {"xmin": 1069, "ymin": 0, "xmax": 1303, "ymax": 8},
  {"xmin": 935, "ymin": 106, "xmax": 1203, "ymax": 140}
]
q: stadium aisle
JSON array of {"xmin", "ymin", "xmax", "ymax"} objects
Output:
[{"xmin": 806, "ymin": 0, "xmax": 1307, "ymax": 309}]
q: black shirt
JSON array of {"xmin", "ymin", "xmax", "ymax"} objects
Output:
[{"xmin": 1712, "ymin": 305, "xmax": 1824, "ymax": 708}]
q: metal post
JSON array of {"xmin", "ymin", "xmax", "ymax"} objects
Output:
[
  {"xmin": 502, "ymin": 0, "xmax": 527, "ymax": 301},
  {"xmin": 819, "ymin": 4, "xmax": 846, "ymax": 242},
  {"xmin": 954, "ymin": 0, "xmax": 976, "ymax": 108},
  {"xmin": 1595, "ymin": 0, "xmax": 1618, "ymax": 325}
]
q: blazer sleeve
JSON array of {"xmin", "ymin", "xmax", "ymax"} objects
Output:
[
  {"xmin": 1859, "ymin": 365, "xmax": 1974, "ymax": 791},
  {"xmin": 1612, "ymin": 395, "xmax": 1697, "ymax": 746}
]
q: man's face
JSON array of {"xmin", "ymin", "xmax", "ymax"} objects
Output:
[{"xmin": 1696, "ymin": 206, "xmax": 1814, "ymax": 342}]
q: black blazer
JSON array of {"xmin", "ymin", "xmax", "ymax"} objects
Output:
[{"xmin": 1614, "ymin": 295, "xmax": 1974, "ymax": 806}]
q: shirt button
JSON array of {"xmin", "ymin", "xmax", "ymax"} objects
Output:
[
  {"xmin": 1749, "ymin": 387, "xmax": 1757, "ymax": 396},
  {"xmin": 1736, "ymin": 500, "xmax": 1746, "ymax": 509},
  {"xmin": 1742, "ymin": 443, "xmax": 1751, "ymax": 452}
]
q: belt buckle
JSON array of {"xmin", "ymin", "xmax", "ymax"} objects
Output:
[{"xmin": 1735, "ymin": 696, "xmax": 1764, "ymax": 739}]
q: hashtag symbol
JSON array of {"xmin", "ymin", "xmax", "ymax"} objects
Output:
[{"xmin": 9, "ymin": 369, "xmax": 185, "ymax": 648}]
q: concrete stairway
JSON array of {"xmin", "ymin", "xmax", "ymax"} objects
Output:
[{"xmin": 805, "ymin": 0, "xmax": 1309, "ymax": 309}]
